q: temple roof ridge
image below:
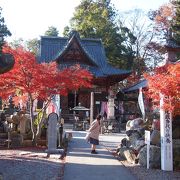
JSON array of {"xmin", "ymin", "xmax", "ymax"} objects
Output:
[
  {"xmin": 39, "ymin": 31, "xmax": 132, "ymax": 85},
  {"xmin": 54, "ymin": 31, "xmax": 99, "ymax": 67}
]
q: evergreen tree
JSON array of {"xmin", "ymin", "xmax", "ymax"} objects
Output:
[
  {"xmin": 0, "ymin": 7, "xmax": 14, "ymax": 74},
  {"xmin": 172, "ymin": 0, "xmax": 180, "ymax": 44},
  {"xmin": 63, "ymin": 0, "xmax": 136, "ymax": 69},
  {"xmin": 26, "ymin": 38, "xmax": 40, "ymax": 56},
  {"xmin": 0, "ymin": 7, "xmax": 11, "ymax": 53},
  {"xmin": 44, "ymin": 26, "xmax": 59, "ymax": 36}
]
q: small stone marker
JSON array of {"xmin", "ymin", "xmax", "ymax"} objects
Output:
[
  {"xmin": 19, "ymin": 117, "xmax": 26, "ymax": 134},
  {"xmin": 145, "ymin": 130, "xmax": 150, "ymax": 169},
  {"xmin": 45, "ymin": 112, "xmax": 63, "ymax": 155}
]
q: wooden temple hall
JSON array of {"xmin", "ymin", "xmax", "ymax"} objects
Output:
[{"xmin": 38, "ymin": 31, "xmax": 131, "ymax": 122}]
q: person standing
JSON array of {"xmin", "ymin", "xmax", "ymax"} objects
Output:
[{"xmin": 88, "ymin": 114, "xmax": 102, "ymax": 154}]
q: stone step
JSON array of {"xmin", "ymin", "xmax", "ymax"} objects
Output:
[
  {"xmin": 0, "ymin": 139, "xmax": 6, "ymax": 147},
  {"xmin": 0, "ymin": 127, "xmax": 5, "ymax": 133},
  {"xmin": 0, "ymin": 133, "xmax": 8, "ymax": 139}
]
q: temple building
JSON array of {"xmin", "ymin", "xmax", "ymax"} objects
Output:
[{"xmin": 38, "ymin": 31, "xmax": 131, "ymax": 120}]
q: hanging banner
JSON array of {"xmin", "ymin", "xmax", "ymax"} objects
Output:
[
  {"xmin": 138, "ymin": 87, "xmax": 145, "ymax": 120},
  {"xmin": 46, "ymin": 95, "xmax": 60, "ymax": 116},
  {"xmin": 53, "ymin": 94, "xmax": 60, "ymax": 116}
]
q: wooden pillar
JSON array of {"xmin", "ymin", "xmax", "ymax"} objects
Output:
[{"xmin": 90, "ymin": 92, "xmax": 94, "ymax": 124}]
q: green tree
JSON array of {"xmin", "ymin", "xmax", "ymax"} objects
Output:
[
  {"xmin": 9, "ymin": 38, "xmax": 24, "ymax": 48},
  {"xmin": 0, "ymin": 7, "xmax": 14, "ymax": 74},
  {"xmin": 0, "ymin": 7, "xmax": 11, "ymax": 53},
  {"xmin": 9, "ymin": 38, "xmax": 40, "ymax": 56},
  {"xmin": 63, "ymin": 0, "xmax": 136, "ymax": 69},
  {"xmin": 44, "ymin": 26, "xmax": 59, "ymax": 36},
  {"xmin": 26, "ymin": 38, "xmax": 40, "ymax": 56},
  {"xmin": 172, "ymin": 0, "xmax": 180, "ymax": 44}
]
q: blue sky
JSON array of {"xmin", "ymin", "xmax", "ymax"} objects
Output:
[{"xmin": 1, "ymin": 0, "xmax": 170, "ymax": 41}]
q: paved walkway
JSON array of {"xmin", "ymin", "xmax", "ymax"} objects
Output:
[{"xmin": 63, "ymin": 131, "xmax": 137, "ymax": 180}]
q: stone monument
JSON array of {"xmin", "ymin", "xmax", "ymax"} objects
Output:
[
  {"xmin": 45, "ymin": 112, "xmax": 63, "ymax": 155},
  {"xmin": 19, "ymin": 115, "xmax": 26, "ymax": 134},
  {"xmin": 160, "ymin": 94, "xmax": 173, "ymax": 171}
]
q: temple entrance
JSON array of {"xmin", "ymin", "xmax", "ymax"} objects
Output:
[
  {"xmin": 68, "ymin": 93, "xmax": 79, "ymax": 109},
  {"xmin": 39, "ymin": 31, "xmax": 131, "ymax": 119}
]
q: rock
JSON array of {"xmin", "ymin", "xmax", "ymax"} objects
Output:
[
  {"xmin": 172, "ymin": 127, "xmax": 180, "ymax": 139},
  {"xmin": 133, "ymin": 140, "xmax": 145, "ymax": 152},
  {"xmin": 173, "ymin": 139, "xmax": 180, "ymax": 148},
  {"xmin": 138, "ymin": 145, "xmax": 161, "ymax": 168},
  {"xmin": 126, "ymin": 130, "xmax": 141, "ymax": 137},
  {"xmin": 173, "ymin": 139, "xmax": 180, "ymax": 170},
  {"xmin": 126, "ymin": 130, "xmax": 134, "ymax": 137},
  {"xmin": 150, "ymin": 130, "xmax": 160, "ymax": 146},
  {"xmin": 137, "ymin": 128, "xmax": 145, "ymax": 136},
  {"xmin": 120, "ymin": 138, "xmax": 130, "ymax": 148},
  {"xmin": 173, "ymin": 146, "xmax": 180, "ymax": 170},
  {"xmin": 117, "ymin": 147, "xmax": 127, "ymax": 160},
  {"xmin": 126, "ymin": 118, "xmax": 144, "ymax": 131},
  {"xmin": 123, "ymin": 149, "xmax": 137, "ymax": 164},
  {"xmin": 128, "ymin": 131, "xmax": 141, "ymax": 147},
  {"xmin": 126, "ymin": 120, "xmax": 131, "ymax": 131},
  {"xmin": 130, "ymin": 118, "xmax": 143, "ymax": 127}
]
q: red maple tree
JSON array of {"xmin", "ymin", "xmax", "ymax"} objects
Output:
[
  {"xmin": 144, "ymin": 63, "xmax": 180, "ymax": 116},
  {"xmin": 154, "ymin": 3, "xmax": 175, "ymax": 33},
  {"xmin": 0, "ymin": 45, "xmax": 93, "ymax": 145}
]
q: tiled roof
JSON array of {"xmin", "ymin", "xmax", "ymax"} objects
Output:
[
  {"xmin": 39, "ymin": 36, "xmax": 68, "ymax": 63},
  {"xmin": 38, "ymin": 32, "xmax": 131, "ymax": 79},
  {"xmin": 55, "ymin": 33, "xmax": 99, "ymax": 67},
  {"xmin": 122, "ymin": 79, "xmax": 148, "ymax": 93}
]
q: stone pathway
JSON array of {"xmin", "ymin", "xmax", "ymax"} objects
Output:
[
  {"xmin": 0, "ymin": 129, "xmax": 179, "ymax": 180},
  {"xmin": 63, "ymin": 131, "xmax": 137, "ymax": 180}
]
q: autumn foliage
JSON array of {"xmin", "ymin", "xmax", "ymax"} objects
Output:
[
  {"xmin": 144, "ymin": 63, "xmax": 180, "ymax": 115},
  {"xmin": 0, "ymin": 45, "xmax": 92, "ymax": 100},
  {"xmin": 0, "ymin": 45, "xmax": 93, "ymax": 144},
  {"xmin": 154, "ymin": 3, "xmax": 175, "ymax": 32}
]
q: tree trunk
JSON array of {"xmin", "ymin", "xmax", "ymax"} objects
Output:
[
  {"xmin": 35, "ymin": 108, "xmax": 47, "ymax": 140},
  {"xmin": 32, "ymin": 135, "xmax": 37, "ymax": 146},
  {"xmin": 29, "ymin": 95, "xmax": 36, "ymax": 146},
  {"xmin": 29, "ymin": 96, "xmax": 51, "ymax": 146}
]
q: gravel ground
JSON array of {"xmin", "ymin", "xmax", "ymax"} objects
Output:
[
  {"xmin": 100, "ymin": 134, "xmax": 180, "ymax": 180},
  {"xmin": 109, "ymin": 150, "xmax": 180, "ymax": 180},
  {"xmin": 119, "ymin": 160, "xmax": 180, "ymax": 180},
  {"xmin": 0, "ymin": 147, "xmax": 64, "ymax": 180}
]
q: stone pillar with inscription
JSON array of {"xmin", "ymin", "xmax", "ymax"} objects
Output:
[
  {"xmin": 45, "ymin": 112, "xmax": 63, "ymax": 155},
  {"xmin": 160, "ymin": 94, "xmax": 173, "ymax": 171}
]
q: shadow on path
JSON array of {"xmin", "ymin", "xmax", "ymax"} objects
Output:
[{"xmin": 63, "ymin": 131, "xmax": 137, "ymax": 180}]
